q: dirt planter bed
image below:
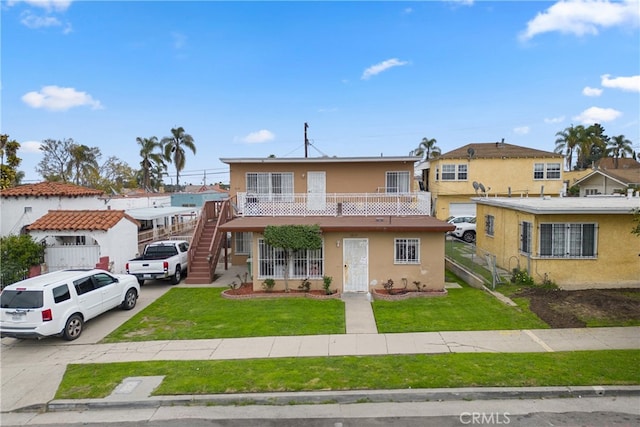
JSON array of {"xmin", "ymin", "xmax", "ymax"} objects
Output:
[
  {"xmin": 371, "ymin": 289, "xmax": 448, "ymax": 301},
  {"xmin": 222, "ymin": 284, "xmax": 341, "ymax": 300}
]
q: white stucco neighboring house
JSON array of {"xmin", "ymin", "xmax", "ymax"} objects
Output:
[
  {"xmin": 26, "ymin": 210, "xmax": 140, "ymax": 274},
  {"xmin": 0, "ymin": 182, "xmax": 104, "ymax": 237}
]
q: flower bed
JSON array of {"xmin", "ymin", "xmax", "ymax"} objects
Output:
[
  {"xmin": 371, "ymin": 288, "xmax": 448, "ymax": 301},
  {"xmin": 222, "ymin": 283, "xmax": 341, "ymax": 300}
]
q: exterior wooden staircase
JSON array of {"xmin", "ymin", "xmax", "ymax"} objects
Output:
[{"xmin": 184, "ymin": 199, "xmax": 234, "ymax": 284}]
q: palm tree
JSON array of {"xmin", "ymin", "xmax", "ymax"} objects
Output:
[
  {"xmin": 555, "ymin": 125, "xmax": 584, "ymax": 170},
  {"xmin": 161, "ymin": 126, "xmax": 196, "ymax": 190},
  {"xmin": 67, "ymin": 144, "xmax": 100, "ymax": 186},
  {"xmin": 607, "ymin": 135, "xmax": 634, "ymax": 168},
  {"xmin": 137, "ymin": 136, "xmax": 165, "ymax": 191},
  {"xmin": 575, "ymin": 124, "xmax": 608, "ymax": 170},
  {"xmin": 414, "ymin": 137, "xmax": 441, "ymax": 160}
]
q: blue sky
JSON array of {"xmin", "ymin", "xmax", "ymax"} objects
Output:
[{"xmin": 2, "ymin": 0, "xmax": 639, "ymax": 185}]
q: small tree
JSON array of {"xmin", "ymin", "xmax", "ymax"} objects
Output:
[
  {"xmin": 1, "ymin": 234, "xmax": 45, "ymax": 288},
  {"xmin": 263, "ymin": 224, "xmax": 322, "ymax": 292}
]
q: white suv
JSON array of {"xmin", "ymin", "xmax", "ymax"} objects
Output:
[
  {"xmin": 0, "ymin": 269, "xmax": 140, "ymax": 341},
  {"xmin": 447, "ymin": 216, "xmax": 477, "ymax": 243}
]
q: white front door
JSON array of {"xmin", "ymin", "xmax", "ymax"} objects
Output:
[
  {"xmin": 343, "ymin": 238, "xmax": 368, "ymax": 293},
  {"xmin": 307, "ymin": 171, "xmax": 326, "ymax": 211}
]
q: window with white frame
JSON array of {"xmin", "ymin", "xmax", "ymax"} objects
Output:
[
  {"xmin": 534, "ymin": 163, "xmax": 562, "ymax": 180},
  {"xmin": 257, "ymin": 239, "xmax": 324, "ymax": 278},
  {"xmin": 394, "ymin": 238, "xmax": 420, "ymax": 264},
  {"xmin": 520, "ymin": 221, "xmax": 532, "ymax": 254},
  {"xmin": 539, "ymin": 223, "xmax": 596, "ymax": 258},
  {"xmin": 485, "ymin": 215, "xmax": 495, "ymax": 237},
  {"xmin": 386, "ymin": 171, "xmax": 411, "ymax": 193},
  {"xmin": 441, "ymin": 164, "xmax": 467, "ymax": 181},
  {"xmin": 234, "ymin": 232, "xmax": 252, "ymax": 255},
  {"xmin": 246, "ymin": 172, "xmax": 294, "ymax": 201},
  {"xmin": 441, "ymin": 164, "xmax": 456, "ymax": 180}
]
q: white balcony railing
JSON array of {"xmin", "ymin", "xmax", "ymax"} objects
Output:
[{"xmin": 236, "ymin": 192, "xmax": 431, "ymax": 217}]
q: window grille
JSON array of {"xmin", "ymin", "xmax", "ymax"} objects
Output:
[
  {"xmin": 258, "ymin": 239, "xmax": 324, "ymax": 279},
  {"xmin": 539, "ymin": 223, "xmax": 596, "ymax": 258},
  {"xmin": 485, "ymin": 215, "xmax": 495, "ymax": 236},
  {"xmin": 394, "ymin": 238, "xmax": 420, "ymax": 264},
  {"xmin": 520, "ymin": 221, "xmax": 532, "ymax": 254},
  {"xmin": 234, "ymin": 232, "xmax": 252, "ymax": 255}
]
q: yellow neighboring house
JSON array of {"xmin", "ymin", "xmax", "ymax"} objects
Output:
[
  {"xmin": 426, "ymin": 141, "xmax": 565, "ymax": 220},
  {"xmin": 217, "ymin": 156, "xmax": 454, "ymax": 294},
  {"xmin": 475, "ymin": 195, "xmax": 640, "ymax": 290}
]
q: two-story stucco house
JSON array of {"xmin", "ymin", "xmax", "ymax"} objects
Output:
[
  {"xmin": 426, "ymin": 142, "xmax": 565, "ymax": 220},
  {"xmin": 214, "ymin": 156, "xmax": 454, "ymax": 294},
  {"xmin": 474, "ymin": 194, "xmax": 640, "ymax": 290}
]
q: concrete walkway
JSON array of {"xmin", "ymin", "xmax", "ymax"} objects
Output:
[{"xmin": 1, "ymin": 264, "xmax": 639, "ymax": 415}]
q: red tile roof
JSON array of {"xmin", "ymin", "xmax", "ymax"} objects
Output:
[
  {"xmin": 439, "ymin": 142, "xmax": 561, "ymax": 160},
  {"xmin": 1, "ymin": 182, "xmax": 104, "ymax": 198},
  {"xmin": 26, "ymin": 210, "xmax": 140, "ymax": 231}
]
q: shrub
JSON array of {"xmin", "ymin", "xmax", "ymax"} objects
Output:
[
  {"xmin": 322, "ymin": 275, "xmax": 333, "ymax": 295},
  {"xmin": 510, "ymin": 268, "xmax": 534, "ymax": 286},
  {"xmin": 298, "ymin": 277, "xmax": 311, "ymax": 292},
  {"xmin": 383, "ymin": 278, "xmax": 394, "ymax": 294},
  {"xmin": 413, "ymin": 280, "xmax": 426, "ymax": 292},
  {"xmin": 261, "ymin": 278, "xmax": 275, "ymax": 292}
]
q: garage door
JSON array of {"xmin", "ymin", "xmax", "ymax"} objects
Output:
[{"xmin": 449, "ymin": 203, "xmax": 476, "ymax": 217}]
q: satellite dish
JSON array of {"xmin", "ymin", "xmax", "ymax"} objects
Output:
[
  {"xmin": 472, "ymin": 181, "xmax": 480, "ymax": 194},
  {"xmin": 478, "ymin": 183, "xmax": 486, "ymax": 193},
  {"xmin": 467, "ymin": 147, "xmax": 475, "ymax": 158}
]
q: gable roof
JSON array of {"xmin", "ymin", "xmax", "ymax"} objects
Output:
[
  {"xmin": 438, "ymin": 142, "xmax": 561, "ymax": 160},
  {"xmin": 26, "ymin": 210, "xmax": 140, "ymax": 231},
  {"xmin": 1, "ymin": 182, "xmax": 104, "ymax": 198},
  {"xmin": 574, "ymin": 167, "xmax": 640, "ymax": 187}
]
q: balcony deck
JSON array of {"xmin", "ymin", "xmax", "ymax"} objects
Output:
[{"xmin": 236, "ymin": 192, "xmax": 431, "ymax": 217}]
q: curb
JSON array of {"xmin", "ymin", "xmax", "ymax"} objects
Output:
[{"xmin": 45, "ymin": 385, "xmax": 640, "ymax": 412}]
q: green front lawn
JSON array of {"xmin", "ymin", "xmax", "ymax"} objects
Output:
[
  {"xmin": 373, "ymin": 276, "xmax": 548, "ymax": 333},
  {"xmin": 57, "ymin": 350, "xmax": 640, "ymax": 399},
  {"xmin": 102, "ymin": 288, "xmax": 345, "ymax": 343}
]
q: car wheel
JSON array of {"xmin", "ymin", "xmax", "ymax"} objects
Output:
[
  {"xmin": 462, "ymin": 230, "xmax": 476, "ymax": 243},
  {"xmin": 137, "ymin": 279, "xmax": 145, "ymax": 286},
  {"xmin": 171, "ymin": 265, "xmax": 182, "ymax": 285},
  {"xmin": 62, "ymin": 314, "xmax": 83, "ymax": 341},
  {"xmin": 121, "ymin": 288, "xmax": 137, "ymax": 310}
]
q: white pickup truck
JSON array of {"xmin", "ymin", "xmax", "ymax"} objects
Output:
[{"xmin": 125, "ymin": 240, "xmax": 189, "ymax": 286}]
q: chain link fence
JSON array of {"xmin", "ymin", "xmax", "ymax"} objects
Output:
[{"xmin": 445, "ymin": 237, "xmax": 511, "ymax": 289}]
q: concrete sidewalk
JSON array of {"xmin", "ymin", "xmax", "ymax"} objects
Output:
[{"xmin": 1, "ymin": 264, "xmax": 639, "ymax": 415}]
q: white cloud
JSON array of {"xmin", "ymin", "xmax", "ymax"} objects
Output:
[
  {"xmin": 573, "ymin": 106, "xmax": 622, "ymax": 123},
  {"xmin": 21, "ymin": 85, "xmax": 103, "ymax": 111},
  {"xmin": 19, "ymin": 140, "xmax": 43, "ymax": 153},
  {"xmin": 544, "ymin": 116, "xmax": 565, "ymax": 124},
  {"xmin": 601, "ymin": 74, "xmax": 640, "ymax": 92},
  {"xmin": 402, "ymin": 7, "xmax": 413, "ymax": 15},
  {"xmin": 513, "ymin": 126, "xmax": 530, "ymax": 135},
  {"xmin": 171, "ymin": 32, "xmax": 187, "ymax": 49},
  {"xmin": 242, "ymin": 130, "xmax": 275, "ymax": 144},
  {"xmin": 8, "ymin": 0, "xmax": 72, "ymax": 12},
  {"xmin": 519, "ymin": 0, "xmax": 640, "ymax": 41},
  {"xmin": 20, "ymin": 12, "xmax": 61, "ymax": 29},
  {"xmin": 582, "ymin": 86, "xmax": 603, "ymax": 96},
  {"xmin": 361, "ymin": 58, "xmax": 409, "ymax": 80}
]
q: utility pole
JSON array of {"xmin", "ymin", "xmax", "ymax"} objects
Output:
[{"xmin": 304, "ymin": 122, "xmax": 309, "ymax": 158}]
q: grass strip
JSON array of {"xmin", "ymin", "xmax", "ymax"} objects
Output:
[
  {"xmin": 102, "ymin": 288, "xmax": 345, "ymax": 342},
  {"xmin": 57, "ymin": 350, "xmax": 640, "ymax": 399}
]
